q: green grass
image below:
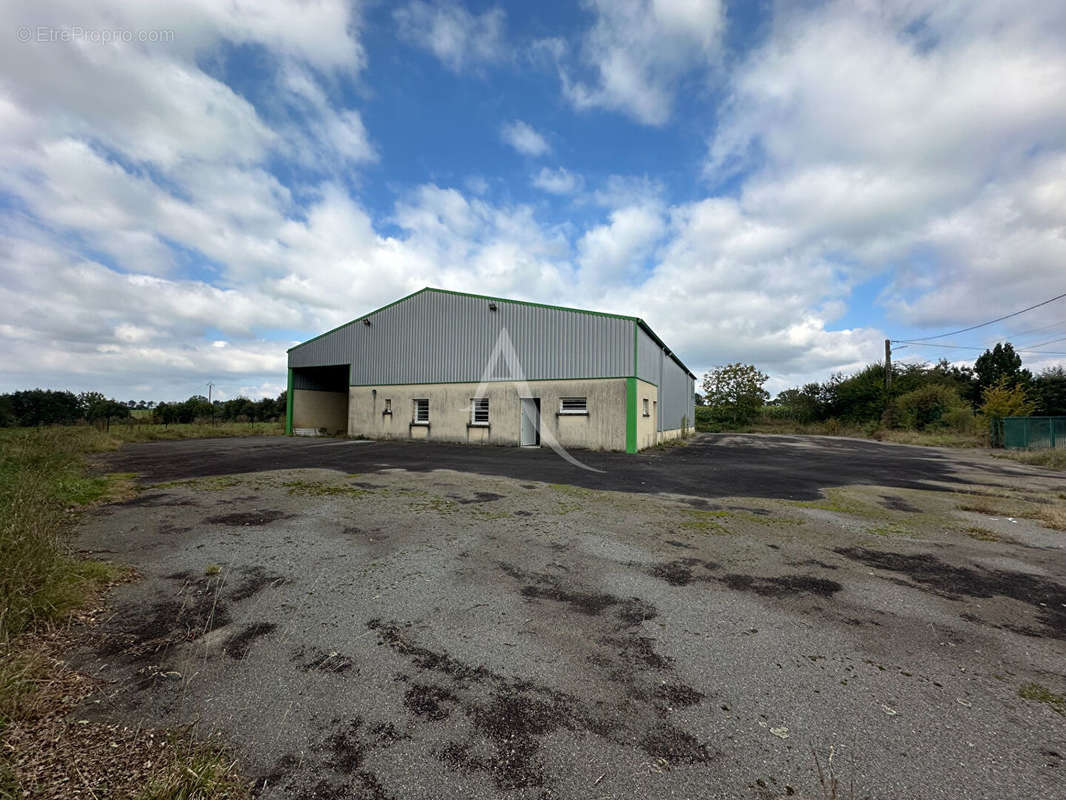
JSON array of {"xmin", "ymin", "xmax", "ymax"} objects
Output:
[
  {"xmin": 965, "ymin": 527, "xmax": 1001, "ymax": 542},
  {"xmin": 695, "ymin": 415, "xmax": 984, "ymax": 449},
  {"xmin": 282, "ymin": 480, "xmax": 367, "ymax": 498},
  {"xmin": 135, "ymin": 739, "xmax": 249, "ymax": 800},
  {"xmin": 0, "ymin": 428, "xmax": 135, "ymax": 641},
  {"xmin": 1019, "ymin": 682, "xmax": 1066, "ymax": 715},
  {"xmin": 995, "ymin": 448, "xmax": 1066, "ymax": 471},
  {"xmin": 678, "ymin": 509, "xmax": 729, "ymax": 534},
  {"xmin": 0, "ymin": 425, "xmax": 254, "ymax": 797},
  {"xmin": 106, "ymin": 421, "xmax": 283, "ymax": 442}
]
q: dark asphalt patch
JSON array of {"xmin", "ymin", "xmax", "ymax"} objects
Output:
[
  {"xmin": 292, "ymin": 646, "xmax": 355, "ymax": 674},
  {"xmin": 501, "ymin": 563, "xmax": 664, "ymax": 627},
  {"xmin": 223, "ymin": 622, "xmax": 276, "ymax": 659},
  {"xmin": 655, "ymin": 682, "xmax": 706, "ymax": 708},
  {"xmin": 369, "ymin": 618, "xmax": 714, "ymax": 794},
  {"xmin": 227, "ymin": 565, "xmax": 287, "ymax": 602},
  {"xmin": 617, "ymin": 597, "xmax": 659, "ymax": 625},
  {"xmin": 325, "ymin": 719, "xmax": 366, "ymax": 772},
  {"xmin": 836, "ymin": 547, "xmax": 1066, "ymax": 638},
  {"xmin": 98, "ymin": 574, "xmax": 232, "ymax": 664},
  {"xmin": 648, "ymin": 558, "xmax": 718, "ymax": 586},
  {"xmin": 719, "ymin": 574, "xmax": 843, "ymax": 598},
  {"xmin": 640, "ymin": 723, "xmax": 715, "ymax": 765},
  {"xmin": 205, "ymin": 509, "xmax": 288, "ymax": 526},
  {"xmin": 404, "ymin": 683, "xmax": 459, "ymax": 721},
  {"xmin": 115, "ymin": 493, "xmax": 198, "ymax": 508},
  {"xmin": 96, "ymin": 433, "xmax": 977, "ymax": 501},
  {"xmin": 368, "ymin": 619, "xmax": 490, "ymax": 687}
]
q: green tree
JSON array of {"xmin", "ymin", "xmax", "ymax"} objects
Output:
[
  {"xmin": 701, "ymin": 363, "xmax": 769, "ymax": 426},
  {"xmin": 1031, "ymin": 366, "xmax": 1066, "ymax": 416},
  {"xmin": 974, "ymin": 343, "xmax": 1031, "ymax": 395},
  {"xmin": 980, "ymin": 379, "xmax": 1035, "ymax": 445},
  {"xmin": 894, "ymin": 384, "xmax": 970, "ymax": 431}
]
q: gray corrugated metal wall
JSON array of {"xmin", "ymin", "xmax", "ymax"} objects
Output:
[
  {"xmin": 290, "ymin": 290, "xmax": 632, "ymax": 384},
  {"xmin": 636, "ymin": 327, "xmax": 694, "ymax": 433},
  {"xmin": 635, "ymin": 328, "xmax": 660, "ymax": 386},
  {"xmin": 660, "ymin": 358, "xmax": 695, "ymax": 433}
]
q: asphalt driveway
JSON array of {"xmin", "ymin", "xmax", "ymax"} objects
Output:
[{"xmin": 93, "ymin": 432, "xmax": 1037, "ymax": 501}]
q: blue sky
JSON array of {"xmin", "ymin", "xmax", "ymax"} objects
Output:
[{"xmin": 1, "ymin": 0, "xmax": 1065, "ymax": 400}]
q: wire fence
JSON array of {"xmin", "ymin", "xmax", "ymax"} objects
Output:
[{"xmin": 1000, "ymin": 416, "xmax": 1066, "ymax": 450}]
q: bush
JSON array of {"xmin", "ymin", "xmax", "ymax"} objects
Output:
[{"xmin": 894, "ymin": 385, "xmax": 970, "ymax": 431}]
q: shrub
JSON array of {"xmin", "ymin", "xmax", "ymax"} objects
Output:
[{"xmin": 894, "ymin": 385, "xmax": 970, "ymax": 431}]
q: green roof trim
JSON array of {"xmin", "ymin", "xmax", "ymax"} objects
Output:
[{"xmin": 287, "ymin": 286, "xmax": 695, "ymax": 379}]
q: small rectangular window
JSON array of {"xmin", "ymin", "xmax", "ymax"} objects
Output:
[
  {"xmin": 642, "ymin": 398, "xmax": 650, "ymax": 417},
  {"xmin": 560, "ymin": 397, "xmax": 587, "ymax": 415},
  {"xmin": 384, "ymin": 398, "xmax": 392, "ymax": 413},
  {"xmin": 471, "ymin": 397, "xmax": 489, "ymax": 425},
  {"xmin": 414, "ymin": 398, "xmax": 429, "ymax": 423}
]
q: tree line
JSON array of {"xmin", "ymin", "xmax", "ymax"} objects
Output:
[
  {"xmin": 698, "ymin": 343, "xmax": 1066, "ymax": 437},
  {"xmin": 0, "ymin": 390, "xmax": 287, "ymax": 429}
]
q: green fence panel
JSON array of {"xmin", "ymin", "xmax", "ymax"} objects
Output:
[{"xmin": 1003, "ymin": 416, "xmax": 1065, "ymax": 450}]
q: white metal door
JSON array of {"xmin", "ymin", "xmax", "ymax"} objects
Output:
[{"xmin": 520, "ymin": 398, "xmax": 539, "ymax": 446}]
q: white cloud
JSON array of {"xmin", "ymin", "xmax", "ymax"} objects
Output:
[
  {"xmin": 2, "ymin": 0, "xmax": 1064, "ymax": 403},
  {"xmin": 500, "ymin": 120, "xmax": 551, "ymax": 157},
  {"xmin": 394, "ymin": 1, "xmax": 506, "ymax": 72},
  {"xmin": 532, "ymin": 167, "xmax": 583, "ymax": 195},
  {"xmin": 700, "ymin": 0, "xmax": 1066, "ymax": 347},
  {"xmin": 560, "ymin": 0, "xmax": 725, "ymax": 125},
  {"xmin": 577, "ymin": 204, "xmax": 665, "ymax": 285}
]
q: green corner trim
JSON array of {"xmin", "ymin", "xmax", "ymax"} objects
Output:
[
  {"xmin": 285, "ymin": 368, "xmax": 294, "ymax": 435},
  {"xmin": 625, "ymin": 377, "xmax": 638, "ymax": 454}
]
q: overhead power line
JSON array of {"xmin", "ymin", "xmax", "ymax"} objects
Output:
[
  {"xmin": 896, "ymin": 341, "xmax": 1066, "ymax": 356},
  {"xmin": 893, "ymin": 290, "xmax": 1066, "ymax": 344},
  {"xmin": 1016, "ymin": 333, "xmax": 1066, "ymax": 350}
]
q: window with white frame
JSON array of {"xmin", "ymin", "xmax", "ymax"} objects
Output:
[
  {"xmin": 413, "ymin": 398, "xmax": 429, "ymax": 423},
  {"xmin": 471, "ymin": 397, "xmax": 489, "ymax": 425},
  {"xmin": 559, "ymin": 397, "xmax": 587, "ymax": 415},
  {"xmin": 642, "ymin": 398, "xmax": 650, "ymax": 417}
]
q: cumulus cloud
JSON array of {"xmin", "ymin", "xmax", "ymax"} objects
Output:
[
  {"xmin": 500, "ymin": 120, "xmax": 551, "ymax": 157},
  {"xmin": 394, "ymin": 1, "xmax": 506, "ymax": 72},
  {"xmin": 532, "ymin": 167, "xmax": 583, "ymax": 195},
  {"xmin": 2, "ymin": 0, "xmax": 1064, "ymax": 403},
  {"xmin": 560, "ymin": 0, "xmax": 724, "ymax": 125}
]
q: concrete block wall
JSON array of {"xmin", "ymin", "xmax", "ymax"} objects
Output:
[{"xmin": 348, "ymin": 378, "xmax": 628, "ymax": 451}]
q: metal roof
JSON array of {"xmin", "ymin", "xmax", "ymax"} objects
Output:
[{"xmin": 289, "ymin": 287, "xmax": 695, "ymax": 379}]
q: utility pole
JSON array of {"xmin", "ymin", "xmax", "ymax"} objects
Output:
[
  {"xmin": 206, "ymin": 382, "xmax": 215, "ymax": 425},
  {"xmin": 884, "ymin": 340, "xmax": 892, "ymax": 394}
]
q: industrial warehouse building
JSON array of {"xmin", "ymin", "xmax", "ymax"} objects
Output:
[{"xmin": 286, "ymin": 288, "xmax": 695, "ymax": 453}]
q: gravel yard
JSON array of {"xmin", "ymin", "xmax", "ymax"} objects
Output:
[{"xmin": 66, "ymin": 434, "xmax": 1066, "ymax": 799}]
